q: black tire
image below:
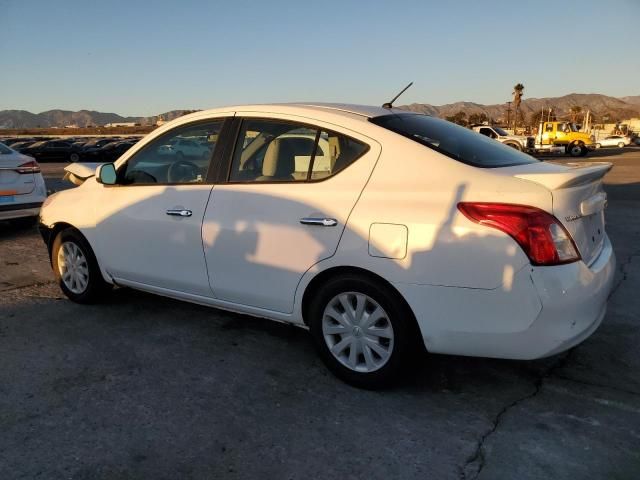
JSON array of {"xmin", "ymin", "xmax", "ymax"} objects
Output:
[
  {"xmin": 9, "ymin": 216, "xmax": 38, "ymax": 229},
  {"xmin": 308, "ymin": 274, "xmax": 420, "ymax": 389},
  {"xmin": 69, "ymin": 152, "xmax": 80, "ymax": 162},
  {"xmin": 51, "ymin": 228, "xmax": 111, "ymax": 303},
  {"xmin": 568, "ymin": 142, "xmax": 584, "ymax": 157},
  {"xmin": 504, "ymin": 142, "xmax": 522, "ymax": 151}
]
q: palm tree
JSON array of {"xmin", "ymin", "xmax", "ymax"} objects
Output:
[
  {"xmin": 512, "ymin": 83, "xmax": 524, "ymax": 130},
  {"xmin": 569, "ymin": 105, "xmax": 583, "ymax": 123}
]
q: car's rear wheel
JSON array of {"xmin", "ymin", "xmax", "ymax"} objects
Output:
[
  {"xmin": 308, "ymin": 274, "xmax": 419, "ymax": 389},
  {"xmin": 69, "ymin": 152, "xmax": 80, "ymax": 162},
  {"xmin": 505, "ymin": 142, "xmax": 521, "ymax": 151},
  {"xmin": 52, "ymin": 228, "xmax": 111, "ymax": 303},
  {"xmin": 568, "ymin": 142, "xmax": 585, "ymax": 157}
]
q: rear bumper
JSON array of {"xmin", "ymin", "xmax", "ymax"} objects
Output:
[
  {"xmin": 0, "ymin": 201, "xmax": 43, "ymax": 221},
  {"xmin": 395, "ymin": 234, "xmax": 616, "ymax": 360}
]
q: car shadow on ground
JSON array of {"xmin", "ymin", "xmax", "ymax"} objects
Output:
[
  {"xmin": 0, "ymin": 220, "xmax": 39, "ymax": 240},
  {"xmin": 101, "ymin": 285, "xmax": 556, "ymax": 393}
]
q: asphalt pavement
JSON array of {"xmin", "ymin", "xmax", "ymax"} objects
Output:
[{"xmin": 1, "ymin": 148, "xmax": 639, "ymax": 479}]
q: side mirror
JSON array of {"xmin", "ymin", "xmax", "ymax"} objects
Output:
[{"xmin": 96, "ymin": 163, "xmax": 117, "ymax": 185}]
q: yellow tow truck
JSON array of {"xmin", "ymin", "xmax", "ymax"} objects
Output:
[{"xmin": 534, "ymin": 121, "xmax": 596, "ymax": 157}]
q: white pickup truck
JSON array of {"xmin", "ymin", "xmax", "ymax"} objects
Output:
[{"xmin": 470, "ymin": 124, "xmax": 534, "ymax": 152}]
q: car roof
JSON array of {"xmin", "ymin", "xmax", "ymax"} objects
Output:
[{"xmin": 195, "ymin": 103, "xmax": 417, "ymax": 120}]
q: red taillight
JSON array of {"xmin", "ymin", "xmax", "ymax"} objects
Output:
[
  {"xmin": 16, "ymin": 160, "xmax": 41, "ymax": 174},
  {"xmin": 457, "ymin": 202, "xmax": 581, "ymax": 266}
]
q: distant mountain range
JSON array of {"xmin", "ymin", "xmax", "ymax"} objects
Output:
[
  {"xmin": 1, "ymin": 93, "xmax": 639, "ymax": 128},
  {"xmin": 0, "ymin": 109, "xmax": 188, "ymax": 129},
  {"xmin": 400, "ymin": 93, "xmax": 640, "ymax": 123}
]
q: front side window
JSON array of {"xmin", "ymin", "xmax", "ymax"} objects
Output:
[
  {"xmin": 229, "ymin": 119, "xmax": 368, "ymax": 183},
  {"xmin": 371, "ymin": 114, "xmax": 538, "ymax": 168},
  {"xmin": 478, "ymin": 127, "xmax": 496, "ymax": 138},
  {"xmin": 119, "ymin": 120, "xmax": 224, "ymax": 185}
]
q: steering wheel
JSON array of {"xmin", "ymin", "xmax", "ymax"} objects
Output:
[
  {"xmin": 126, "ymin": 169, "xmax": 157, "ymax": 184},
  {"xmin": 168, "ymin": 159, "xmax": 200, "ymax": 183}
]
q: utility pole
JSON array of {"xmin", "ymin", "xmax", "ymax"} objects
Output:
[{"xmin": 506, "ymin": 102, "xmax": 512, "ymax": 129}]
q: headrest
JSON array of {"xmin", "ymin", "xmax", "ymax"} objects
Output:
[{"xmin": 262, "ymin": 139, "xmax": 295, "ymax": 177}]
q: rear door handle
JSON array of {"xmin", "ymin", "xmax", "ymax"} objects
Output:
[
  {"xmin": 300, "ymin": 217, "xmax": 338, "ymax": 227},
  {"xmin": 166, "ymin": 209, "xmax": 192, "ymax": 217}
]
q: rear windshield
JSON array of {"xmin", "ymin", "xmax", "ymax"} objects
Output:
[{"xmin": 371, "ymin": 114, "xmax": 538, "ymax": 168}]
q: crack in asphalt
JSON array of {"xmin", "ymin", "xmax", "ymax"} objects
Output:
[
  {"xmin": 460, "ymin": 351, "xmax": 574, "ymax": 480},
  {"xmin": 461, "ymin": 250, "xmax": 639, "ymax": 479},
  {"xmin": 608, "ymin": 253, "xmax": 638, "ymax": 300}
]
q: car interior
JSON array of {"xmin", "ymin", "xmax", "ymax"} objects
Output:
[{"xmin": 117, "ymin": 119, "xmax": 366, "ymax": 185}]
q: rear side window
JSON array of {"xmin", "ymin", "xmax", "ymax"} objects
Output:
[
  {"xmin": 371, "ymin": 114, "xmax": 538, "ymax": 168},
  {"xmin": 228, "ymin": 119, "xmax": 368, "ymax": 183}
]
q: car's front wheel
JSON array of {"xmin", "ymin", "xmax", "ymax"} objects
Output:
[
  {"xmin": 52, "ymin": 228, "xmax": 111, "ymax": 303},
  {"xmin": 308, "ymin": 274, "xmax": 419, "ymax": 389}
]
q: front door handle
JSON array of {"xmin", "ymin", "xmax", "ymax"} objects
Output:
[
  {"xmin": 300, "ymin": 217, "xmax": 338, "ymax": 227},
  {"xmin": 166, "ymin": 209, "xmax": 192, "ymax": 217}
]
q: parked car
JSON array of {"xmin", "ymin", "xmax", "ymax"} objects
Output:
[
  {"xmin": 470, "ymin": 124, "xmax": 534, "ymax": 151},
  {"xmin": 76, "ymin": 138, "xmax": 122, "ymax": 160},
  {"xmin": 595, "ymin": 135, "xmax": 632, "ymax": 148},
  {"xmin": 157, "ymin": 137, "xmax": 213, "ymax": 159},
  {"xmin": 20, "ymin": 140, "xmax": 78, "ymax": 162},
  {"xmin": 81, "ymin": 140, "xmax": 137, "ymax": 163},
  {"xmin": 39, "ymin": 104, "xmax": 615, "ymax": 388},
  {"xmin": 1, "ymin": 137, "xmax": 35, "ymax": 146},
  {"xmin": 0, "ymin": 142, "xmax": 47, "ymax": 226},
  {"xmin": 10, "ymin": 140, "xmax": 38, "ymax": 151}
]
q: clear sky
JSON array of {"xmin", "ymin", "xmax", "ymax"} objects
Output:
[{"xmin": 1, "ymin": 0, "xmax": 638, "ymax": 116}]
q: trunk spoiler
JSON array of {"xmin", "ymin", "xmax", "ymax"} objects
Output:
[
  {"xmin": 514, "ymin": 162, "xmax": 612, "ymax": 190},
  {"xmin": 63, "ymin": 162, "xmax": 104, "ymax": 186}
]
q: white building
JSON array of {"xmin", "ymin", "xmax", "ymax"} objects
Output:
[{"xmin": 104, "ymin": 122, "xmax": 140, "ymax": 128}]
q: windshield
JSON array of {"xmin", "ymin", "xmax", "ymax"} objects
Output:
[
  {"xmin": 0, "ymin": 143, "xmax": 13, "ymax": 154},
  {"xmin": 493, "ymin": 126, "xmax": 510, "ymax": 136},
  {"xmin": 371, "ymin": 114, "xmax": 538, "ymax": 168}
]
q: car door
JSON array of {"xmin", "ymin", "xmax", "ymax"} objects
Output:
[
  {"xmin": 94, "ymin": 117, "xmax": 231, "ymax": 296},
  {"xmin": 202, "ymin": 115, "xmax": 381, "ymax": 313},
  {"xmin": 44, "ymin": 142, "xmax": 63, "ymax": 161}
]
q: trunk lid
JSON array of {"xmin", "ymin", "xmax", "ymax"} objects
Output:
[
  {"xmin": 499, "ymin": 161, "xmax": 612, "ymax": 266},
  {"xmin": 0, "ymin": 152, "xmax": 36, "ymax": 196}
]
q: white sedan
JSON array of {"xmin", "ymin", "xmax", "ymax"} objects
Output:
[
  {"xmin": 39, "ymin": 104, "xmax": 615, "ymax": 388},
  {"xmin": 595, "ymin": 135, "xmax": 631, "ymax": 148},
  {"xmin": 0, "ymin": 142, "xmax": 47, "ymax": 226}
]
